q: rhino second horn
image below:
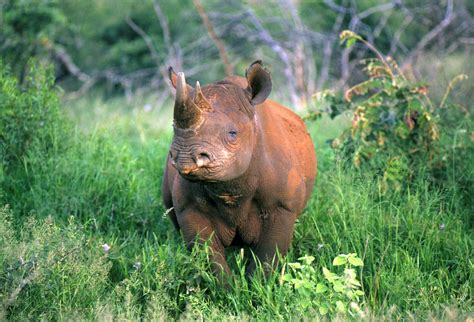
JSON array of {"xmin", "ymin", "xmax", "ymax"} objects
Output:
[{"xmin": 194, "ymin": 81, "xmax": 213, "ymax": 112}]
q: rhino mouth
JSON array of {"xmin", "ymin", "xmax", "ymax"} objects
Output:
[
  {"xmin": 174, "ymin": 163, "xmax": 219, "ymax": 183},
  {"xmin": 179, "ymin": 171, "xmax": 219, "ymax": 183}
]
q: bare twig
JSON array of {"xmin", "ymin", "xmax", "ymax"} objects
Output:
[
  {"xmin": 153, "ymin": 0, "xmax": 173, "ymax": 56},
  {"xmin": 280, "ymin": 0, "xmax": 313, "ymax": 106},
  {"xmin": 193, "ymin": 0, "xmax": 233, "ymax": 76},
  {"xmin": 407, "ymin": 0, "xmax": 455, "ymax": 62},
  {"xmin": 357, "ymin": 0, "xmax": 400, "ymax": 20},
  {"xmin": 51, "ymin": 45, "xmax": 91, "ymax": 83},
  {"xmin": 317, "ymin": 3, "xmax": 345, "ymax": 90},
  {"xmin": 244, "ymin": 7, "xmax": 300, "ymax": 108},
  {"xmin": 388, "ymin": 14, "xmax": 414, "ymax": 57},
  {"xmin": 125, "ymin": 15, "xmax": 160, "ymax": 62}
]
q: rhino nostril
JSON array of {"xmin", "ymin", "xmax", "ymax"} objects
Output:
[
  {"xmin": 196, "ymin": 152, "xmax": 211, "ymax": 167},
  {"xmin": 199, "ymin": 152, "xmax": 210, "ymax": 159},
  {"xmin": 169, "ymin": 151, "xmax": 177, "ymax": 164}
]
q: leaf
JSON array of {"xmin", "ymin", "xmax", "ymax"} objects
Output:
[
  {"xmin": 322, "ymin": 267, "xmax": 331, "ymax": 277},
  {"xmin": 336, "ymin": 301, "xmax": 346, "ymax": 313},
  {"xmin": 291, "ymin": 278, "xmax": 304, "ymax": 289},
  {"xmin": 345, "ymin": 37, "xmax": 356, "ymax": 48},
  {"xmin": 288, "ymin": 262, "xmax": 302, "ymax": 269},
  {"xmin": 348, "ymin": 256, "xmax": 364, "ymax": 267},
  {"xmin": 298, "ymin": 255, "xmax": 315, "ymax": 265},
  {"xmin": 316, "ymin": 283, "xmax": 328, "ymax": 293},
  {"xmin": 333, "ymin": 255, "xmax": 347, "ymax": 266},
  {"xmin": 333, "ymin": 281, "xmax": 345, "ymax": 293},
  {"xmin": 319, "ymin": 305, "xmax": 329, "ymax": 315},
  {"xmin": 282, "ymin": 274, "xmax": 292, "ymax": 282},
  {"xmin": 323, "ymin": 267, "xmax": 339, "ymax": 282},
  {"xmin": 344, "ymin": 268, "xmax": 357, "ymax": 280}
]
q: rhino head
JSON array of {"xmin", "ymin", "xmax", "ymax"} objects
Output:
[{"xmin": 168, "ymin": 60, "xmax": 272, "ymax": 182}]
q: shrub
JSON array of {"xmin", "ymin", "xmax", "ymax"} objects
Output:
[
  {"xmin": 0, "ymin": 0, "xmax": 68, "ymax": 79},
  {"xmin": 311, "ymin": 31, "xmax": 473, "ymax": 193},
  {"xmin": 282, "ymin": 253, "xmax": 365, "ymax": 317},
  {"xmin": 0, "ymin": 61, "xmax": 168, "ymax": 234},
  {"xmin": 0, "ymin": 60, "xmax": 68, "ymax": 204},
  {"xmin": 0, "ymin": 205, "xmax": 111, "ymax": 320}
]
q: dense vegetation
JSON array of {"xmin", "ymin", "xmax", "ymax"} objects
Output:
[
  {"xmin": 1, "ymin": 57, "xmax": 472, "ymax": 319},
  {"xmin": 1, "ymin": 0, "xmax": 473, "ymax": 320}
]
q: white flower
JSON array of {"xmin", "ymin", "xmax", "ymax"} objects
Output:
[
  {"xmin": 143, "ymin": 104, "xmax": 152, "ymax": 112},
  {"xmin": 133, "ymin": 262, "xmax": 141, "ymax": 270},
  {"xmin": 102, "ymin": 243, "xmax": 111, "ymax": 253}
]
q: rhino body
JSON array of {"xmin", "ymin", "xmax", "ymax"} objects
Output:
[{"xmin": 162, "ymin": 61, "xmax": 317, "ymax": 277}]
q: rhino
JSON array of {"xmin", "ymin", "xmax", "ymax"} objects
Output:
[{"xmin": 162, "ymin": 61, "xmax": 317, "ymax": 280}]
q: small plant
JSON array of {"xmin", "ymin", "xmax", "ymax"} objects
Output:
[
  {"xmin": 282, "ymin": 253, "xmax": 365, "ymax": 317},
  {"xmin": 0, "ymin": 206, "xmax": 111, "ymax": 320},
  {"xmin": 310, "ymin": 30, "xmax": 471, "ymax": 192}
]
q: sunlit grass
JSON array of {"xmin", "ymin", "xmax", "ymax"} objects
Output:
[{"xmin": 1, "ymin": 93, "xmax": 472, "ymax": 320}]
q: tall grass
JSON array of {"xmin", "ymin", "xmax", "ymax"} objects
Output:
[{"xmin": 1, "ymin": 65, "xmax": 472, "ymax": 320}]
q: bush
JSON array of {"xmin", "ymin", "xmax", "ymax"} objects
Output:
[
  {"xmin": 282, "ymin": 253, "xmax": 365, "ymax": 317},
  {"xmin": 0, "ymin": 0, "xmax": 69, "ymax": 79},
  {"xmin": 0, "ymin": 61, "xmax": 65, "ymax": 169},
  {"xmin": 0, "ymin": 206, "xmax": 111, "ymax": 320},
  {"xmin": 0, "ymin": 60, "xmax": 68, "ymax": 206},
  {"xmin": 312, "ymin": 31, "xmax": 473, "ymax": 194},
  {"xmin": 0, "ymin": 61, "xmax": 168, "ymax": 234}
]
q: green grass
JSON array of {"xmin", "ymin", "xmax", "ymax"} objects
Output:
[{"xmin": 1, "ymin": 90, "xmax": 473, "ymax": 320}]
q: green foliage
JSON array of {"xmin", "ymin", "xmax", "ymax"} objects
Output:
[
  {"xmin": 0, "ymin": 206, "xmax": 111, "ymax": 320},
  {"xmin": 0, "ymin": 60, "xmax": 68, "ymax": 205},
  {"xmin": 0, "ymin": 58, "xmax": 472, "ymax": 319},
  {"xmin": 313, "ymin": 31, "xmax": 473, "ymax": 193},
  {"xmin": 0, "ymin": 62, "xmax": 169, "ymax": 233},
  {"xmin": 0, "ymin": 0, "xmax": 69, "ymax": 79},
  {"xmin": 282, "ymin": 253, "xmax": 364, "ymax": 317},
  {"xmin": 0, "ymin": 60, "xmax": 64, "ymax": 167}
]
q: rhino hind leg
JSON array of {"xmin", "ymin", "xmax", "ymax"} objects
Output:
[{"xmin": 247, "ymin": 208, "xmax": 297, "ymax": 275}]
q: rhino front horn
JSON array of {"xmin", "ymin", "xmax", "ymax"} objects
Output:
[{"xmin": 173, "ymin": 73, "xmax": 202, "ymax": 129}]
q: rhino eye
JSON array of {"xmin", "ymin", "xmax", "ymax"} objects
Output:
[{"xmin": 227, "ymin": 130, "xmax": 238, "ymax": 142}]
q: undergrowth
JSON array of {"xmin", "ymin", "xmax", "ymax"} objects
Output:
[{"xmin": 0, "ymin": 60, "xmax": 472, "ymax": 320}]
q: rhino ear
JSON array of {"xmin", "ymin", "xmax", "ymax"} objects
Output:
[
  {"xmin": 169, "ymin": 66, "xmax": 194, "ymax": 93},
  {"xmin": 246, "ymin": 60, "xmax": 272, "ymax": 105},
  {"xmin": 168, "ymin": 66, "xmax": 178, "ymax": 88}
]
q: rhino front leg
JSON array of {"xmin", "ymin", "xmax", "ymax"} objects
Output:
[
  {"xmin": 177, "ymin": 209, "xmax": 231, "ymax": 281},
  {"xmin": 247, "ymin": 208, "xmax": 297, "ymax": 275}
]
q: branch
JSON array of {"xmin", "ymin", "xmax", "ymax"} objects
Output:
[
  {"xmin": 279, "ymin": 0, "xmax": 312, "ymax": 106},
  {"xmin": 317, "ymin": 1, "xmax": 346, "ymax": 90},
  {"xmin": 51, "ymin": 45, "xmax": 91, "ymax": 83},
  {"xmin": 125, "ymin": 15, "xmax": 160, "ymax": 62},
  {"xmin": 407, "ymin": 0, "xmax": 455, "ymax": 61},
  {"xmin": 153, "ymin": 0, "xmax": 173, "ymax": 56},
  {"xmin": 126, "ymin": 13, "xmax": 175, "ymax": 94},
  {"xmin": 193, "ymin": 0, "xmax": 233, "ymax": 76},
  {"xmin": 244, "ymin": 7, "xmax": 300, "ymax": 108},
  {"xmin": 323, "ymin": 0, "xmax": 349, "ymax": 14},
  {"xmin": 388, "ymin": 13, "xmax": 414, "ymax": 57},
  {"xmin": 357, "ymin": 0, "xmax": 400, "ymax": 20}
]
